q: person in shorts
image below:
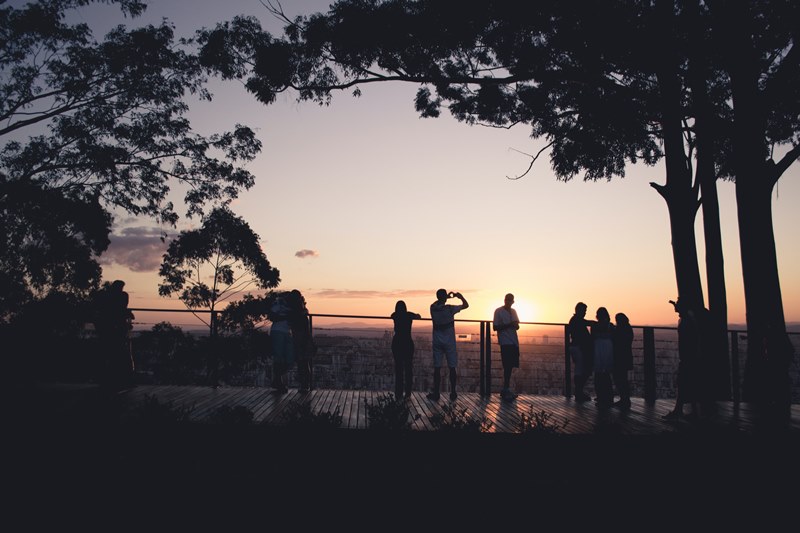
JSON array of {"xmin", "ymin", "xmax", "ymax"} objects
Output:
[
  {"xmin": 427, "ymin": 288, "xmax": 469, "ymax": 401},
  {"xmin": 493, "ymin": 293, "xmax": 521, "ymax": 402}
]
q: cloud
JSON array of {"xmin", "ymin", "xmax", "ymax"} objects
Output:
[
  {"xmin": 311, "ymin": 289, "xmax": 433, "ymax": 299},
  {"xmin": 100, "ymin": 226, "xmax": 170, "ymax": 272},
  {"xmin": 295, "ymin": 249, "xmax": 319, "ymax": 259}
]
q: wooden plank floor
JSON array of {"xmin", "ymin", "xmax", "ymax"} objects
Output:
[{"xmin": 115, "ymin": 384, "xmax": 800, "ymax": 435}]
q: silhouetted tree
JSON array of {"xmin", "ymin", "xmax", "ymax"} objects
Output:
[
  {"xmin": 199, "ymin": 0, "xmax": 798, "ymax": 414},
  {"xmin": 708, "ymin": 0, "xmax": 799, "ymax": 422},
  {"xmin": 158, "ymin": 206, "xmax": 280, "ymax": 336},
  {"xmin": 0, "ymin": 0, "xmax": 262, "ymax": 321}
]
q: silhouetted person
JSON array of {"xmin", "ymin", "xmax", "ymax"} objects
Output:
[
  {"xmin": 663, "ymin": 298, "xmax": 700, "ymax": 420},
  {"xmin": 567, "ymin": 302, "xmax": 595, "ymax": 402},
  {"xmin": 92, "ymin": 280, "xmax": 135, "ymax": 391},
  {"xmin": 391, "ymin": 300, "xmax": 421, "ymax": 399},
  {"xmin": 591, "ymin": 306, "xmax": 614, "ymax": 409},
  {"xmin": 427, "ymin": 288, "xmax": 469, "ymax": 401},
  {"xmin": 268, "ymin": 292, "xmax": 293, "ymax": 394},
  {"xmin": 493, "ymin": 293, "xmax": 520, "ymax": 402},
  {"xmin": 288, "ymin": 289, "xmax": 313, "ymax": 392},
  {"xmin": 613, "ymin": 312, "xmax": 633, "ymax": 409}
]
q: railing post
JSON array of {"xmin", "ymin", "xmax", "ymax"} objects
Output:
[
  {"xmin": 730, "ymin": 331, "xmax": 740, "ymax": 407},
  {"xmin": 309, "ymin": 314, "xmax": 314, "ymax": 390},
  {"xmin": 479, "ymin": 321, "xmax": 486, "ymax": 396},
  {"xmin": 564, "ymin": 325, "xmax": 571, "ymax": 399},
  {"xmin": 643, "ymin": 327, "xmax": 656, "ymax": 405},
  {"xmin": 485, "ymin": 321, "xmax": 492, "ymax": 397}
]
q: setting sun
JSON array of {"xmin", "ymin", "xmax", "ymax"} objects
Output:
[{"xmin": 486, "ymin": 296, "xmax": 537, "ymax": 324}]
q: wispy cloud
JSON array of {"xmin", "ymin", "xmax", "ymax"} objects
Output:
[
  {"xmin": 100, "ymin": 226, "xmax": 169, "ymax": 272},
  {"xmin": 295, "ymin": 249, "xmax": 319, "ymax": 259},
  {"xmin": 311, "ymin": 289, "xmax": 433, "ymax": 299}
]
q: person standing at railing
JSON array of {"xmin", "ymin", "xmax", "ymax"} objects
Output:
[
  {"xmin": 268, "ymin": 292, "xmax": 293, "ymax": 394},
  {"xmin": 612, "ymin": 312, "xmax": 634, "ymax": 409},
  {"xmin": 663, "ymin": 297, "xmax": 700, "ymax": 420},
  {"xmin": 391, "ymin": 300, "xmax": 422, "ymax": 400},
  {"xmin": 428, "ymin": 288, "xmax": 469, "ymax": 401},
  {"xmin": 591, "ymin": 306, "xmax": 615, "ymax": 409},
  {"xmin": 493, "ymin": 293, "xmax": 520, "ymax": 402},
  {"xmin": 288, "ymin": 289, "xmax": 314, "ymax": 393},
  {"xmin": 567, "ymin": 302, "xmax": 595, "ymax": 402},
  {"xmin": 92, "ymin": 279, "xmax": 135, "ymax": 392}
]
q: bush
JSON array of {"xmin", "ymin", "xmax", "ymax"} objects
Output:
[
  {"xmin": 208, "ymin": 404, "xmax": 255, "ymax": 426},
  {"xmin": 516, "ymin": 406, "xmax": 569, "ymax": 435},
  {"xmin": 428, "ymin": 403, "xmax": 493, "ymax": 433},
  {"xmin": 277, "ymin": 400, "xmax": 342, "ymax": 432},
  {"xmin": 124, "ymin": 394, "xmax": 194, "ymax": 426},
  {"xmin": 365, "ymin": 393, "xmax": 420, "ymax": 431}
]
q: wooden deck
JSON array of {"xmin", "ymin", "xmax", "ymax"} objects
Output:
[{"xmin": 112, "ymin": 384, "xmax": 800, "ymax": 435}]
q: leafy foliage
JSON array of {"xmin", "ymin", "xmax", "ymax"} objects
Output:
[
  {"xmin": 124, "ymin": 394, "xmax": 194, "ymax": 426},
  {"xmin": 208, "ymin": 404, "xmax": 255, "ymax": 426},
  {"xmin": 1, "ymin": 0, "xmax": 262, "ymax": 320},
  {"xmin": 365, "ymin": 392, "xmax": 420, "ymax": 431},
  {"xmin": 158, "ymin": 207, "xmax": 280, "ymax": 333},
  {"xmin": 516, "ymin": 406, "xmax": 569, "ymax": 435},
  {"xmin": 428, "ymin": 403, "xmax": 493, "ymax": 433},
  {"xmin": 278, "ymin": 400, "xmax": 343, "ymax": 432}
]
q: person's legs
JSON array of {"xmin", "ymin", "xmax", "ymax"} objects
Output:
[
  {"xmin": 394, "ymin": 356, "xmax": 404, "ymax": 398},
  {"xmin": 448, "ymin": 366, "xmax": 457, "ymax": 400},
  {"xmin": 403, "ymin": 356, "xmax": 413, "ymax": 398},
  {"xmin": 613, "ymin": 369, "xmax": 631, "ymax": 407},
  {"xmin": 427, "ymin": 366, "xmax": 441, "ymax": 400},
  {"xmin": 428, "ymin": 342, "xmax": 444, "ymax": 400}
]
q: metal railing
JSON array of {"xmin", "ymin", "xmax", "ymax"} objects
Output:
[{"xmin": 127, "ymin": 308, "xmax": 800, "ymax": 405}]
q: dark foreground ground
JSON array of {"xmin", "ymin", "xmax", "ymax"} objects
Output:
[{"xmin": 4, "ymin": 385, "xmax": 800, "ymax": 528}]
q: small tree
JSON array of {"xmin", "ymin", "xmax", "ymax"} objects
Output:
[{"xmin": 158, "ymin": 207, "xmax": 280, "ymax": 336}]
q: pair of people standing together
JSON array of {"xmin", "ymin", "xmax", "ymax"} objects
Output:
[
  {"xmin": 567, "ymin": 302, "xmax": 634, "ymax": 409},
  {"xmin": 391, "ymin": 288, "xmax": 470, "ymax": 401},
  {"xmin": 392, "ymin": 289, "xmax": 524, "ymax": 403},
  {"xmin": 268, "ymin": 289, "xmax": 314, "ymax": 393}
]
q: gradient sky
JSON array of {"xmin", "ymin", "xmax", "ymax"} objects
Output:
[{"xmin": 54, "ymin": 0, "xmax": 799, "ymax": 329}]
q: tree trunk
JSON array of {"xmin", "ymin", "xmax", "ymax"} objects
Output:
[
  {"xmin": 687, "ymin": 0, "xmax": 731, "ymax": 401},
  {"xmin": 719, "ymin": 0, "xmax": 793, "ymax": 424},
  {"xmin": 651, "ymin": 0, "xmax": 705, "ymax": 315}
]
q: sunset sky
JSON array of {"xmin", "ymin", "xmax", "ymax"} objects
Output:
[{"xmin": 55, "ymin": 0, "xmax": 799, "ymax": 329}]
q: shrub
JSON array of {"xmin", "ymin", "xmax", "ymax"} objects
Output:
[
  {"xmin": 208, "ymin": 404, "xmax": 255, "ymax": 426},
  {"xmin": 516, "ymin": 406, "xmax": 569, "ymax": 435},
  {"xmin": 125, "ymin": 394, "xmax": 194, "ymax": 426},
  {"xmin": 428, "ymin": 403, "xmax": 493, "ymax": 433},
  {"xmin": 365, "ymin": 393, "xmax": 420, "ymax": 431},
  {"xmin": 278, "ymin": 400, "xmax": 342, "ymax": 431}
]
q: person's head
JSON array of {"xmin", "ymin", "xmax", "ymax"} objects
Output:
[
  {"xmin": 596, "ymin": 307, "xmax": 610, "ymax": 322},
  {"xmin": 670, "ymin": 297, "xmax": 686, "ymax": 314},
  {"xmin": 504, "ymin": 293, "xmax": 514, "ymax": 308},
  {"xmin": 111, "ymin": 280, "xmax": 125, "ymax": 291},
  {"xmin": 615, "ymin": 312, "xmax": 629, "ymax": 326},
  {"xmin": 436, "ymin": 288, "xmax": 448, "ymax": 301},
  {"xmin": 575, "ymin": 302, "xmax": 587, "ymax": 316},
  {"xmin": 395, "ymin": 300, "xmax": 407, "ymax": 313}
]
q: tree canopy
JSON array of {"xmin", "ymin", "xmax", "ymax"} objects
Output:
[
  {"xmin": 1, "ymin": 0, "xmax": 262, "ymax": 322},
  {"xmin": 198, "ymin": 0, "xmax": 799, "ymax": 418},
  {"xmin": 158, "ymin": 206, "xmax": 280, "ymax": 335}
]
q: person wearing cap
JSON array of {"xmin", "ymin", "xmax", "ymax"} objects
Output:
[{"xmin": 663, "ymin": 297, "xmax": 700, "ymax": 420}]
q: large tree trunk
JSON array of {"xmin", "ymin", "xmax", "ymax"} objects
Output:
[
  {"xmin": 686, "ymin": 0, "xmax": 731, "ymax": 401},
  {"xmin": 651, "ymin": 0, "xmax": 705, "ymax": 316},
  {"xmin": 718, "ymin": 0, "xmax": 793, "ymax": 425}
]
